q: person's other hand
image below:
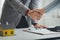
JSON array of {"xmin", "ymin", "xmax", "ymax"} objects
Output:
[
  {"xmin": 27, "ymin": 9, "xmax": 45, "ymax": 20},
  {"xmin": 34, "ymin": 23, "xmax": 47, "ymax": 28}
]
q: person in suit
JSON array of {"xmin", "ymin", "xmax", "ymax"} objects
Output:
[{"xmin": 1, "ymin": 0, "xmax": 46, "ymax": 29}]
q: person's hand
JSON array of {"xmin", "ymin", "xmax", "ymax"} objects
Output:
[
  {"xmin": 27, "ymin": 9, "xmax": 45, "ymax": 20},
  {"xmin": 34, "ymin": 23, "xmax": 47, "ymax": 28}
]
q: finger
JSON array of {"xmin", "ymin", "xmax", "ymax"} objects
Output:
[
  {"xmin": 35, "ymin": 9, "xmax": 45, "ymax": 15},
  {"xmin": 34, "ymin": 26, "xmax": 42, "ymax": 28},
  {"xmin": 43, "ymin": 26, "xmax": 48, "ymax": 28},
  {"xmin": 37, "ymin": 25, "xmax": 43, "ymax": 28},
  {"xmin": 35, "ymin": 14, "xmax": 41, "ymax": 20},
  {"xmin": 33, "ymin": 11, "xmax": 43, "ymax": 17},
  {"xmin": 31, "ymin": 16, "xmax": 37, "ymax": 20},
  {"xmin": 34, "ymin": 15, "xmax": 40, "ymax": 20},
  {"xmin": 31, "ymin": 13, "xmax": 40, "ymax": 20},
  {"xmin": 40, "ymin": 25, "xmax": 48, "ymax": 28},
  {"xmin": 35, "ymin": 25, "xmax": 45, "ymax": 28},
  {"xmin": 32, "ymin": 12, "xmax": 40, "ymax": 20}
]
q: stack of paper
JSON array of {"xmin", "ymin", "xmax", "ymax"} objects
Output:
[{"xmin": 24, "ymin": 27, "xmax": 59, "ymax": 35}]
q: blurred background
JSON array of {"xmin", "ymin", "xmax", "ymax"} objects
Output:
[{"xmin": 0, "ymin": 0, "xmax": 60, "ymax": 27}]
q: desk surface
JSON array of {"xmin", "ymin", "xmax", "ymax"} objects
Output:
[{"xmin": 0, "ymin": 28, "xmax": 60, "ymax": 40}]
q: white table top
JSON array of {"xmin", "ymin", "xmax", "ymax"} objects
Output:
[{"xmin": 0, "ymin": 28, "xmax": 60, "ymax": 40}]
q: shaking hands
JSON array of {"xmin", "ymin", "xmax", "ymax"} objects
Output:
[
  {"xmin": 26, "ymin": 9, "xmax": 47, "ymax": 28},
  {"xmin": 27, "ymin": 9, "xmax": 45, "ymax": 20}
]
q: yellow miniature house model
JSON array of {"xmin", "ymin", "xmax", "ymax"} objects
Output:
[{"xmin": 0, "ymin": 24, "xmax": 14, "ymax": 36}]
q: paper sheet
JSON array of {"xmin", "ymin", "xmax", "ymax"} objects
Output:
[
  {"xmin": 23, "ymin": 25, "xmax": 60, "ymax": 35},
  {"xmin": 24, "ymin": 27, "xmax": 59, "ymax": 35},
  {"xmin": 28, "ymin": 28, "xmax": 58, "ymax": 34}
]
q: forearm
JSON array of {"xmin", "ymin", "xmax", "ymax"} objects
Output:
[
  {"xmin": 44, "ymin": 0, "xmax": 60, "ymax": 13},
  {"xmin": 7, "ymin": 0, "xmax": 30, "ymax": 16}
]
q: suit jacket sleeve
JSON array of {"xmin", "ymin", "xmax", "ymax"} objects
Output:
[
  {"xmin": 31, "ymin": 19, "xmax": 38, "ymax": 25},
  {"xmin": 7, "ymin": 0, "xmax": 30, "ymax": 16},
  {"xmin": 44, "ymin": 0, "xmax": 60, "ymax": 13}
]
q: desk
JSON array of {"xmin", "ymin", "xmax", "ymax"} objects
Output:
[{"xmin": 0, "ymin": 28, "xmax": 60, "ymax": 40}]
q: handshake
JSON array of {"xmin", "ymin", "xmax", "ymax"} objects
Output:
[{"xmin": 27, "ymin": 9, "xmax": 45, "ymax": 20}]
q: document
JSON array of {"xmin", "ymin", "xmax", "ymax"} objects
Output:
[{"xmin": 23, "ymin": 27, "xmax": 60, "ymax": 35}]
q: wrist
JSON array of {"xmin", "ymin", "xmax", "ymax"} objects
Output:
[
  {"xmin": 32, "ymin": 23, "xmax": 37, "ymax": 26},
  {"xmin": 25, "ymin": 10, "xmax": 29, "ymax": 16}
]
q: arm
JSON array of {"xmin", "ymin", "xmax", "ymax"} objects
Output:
[
  {"xmin": 6, "ymin": 0, "xmax": 30, "ymax": 16},
  {"xmin": 44, "ymin": 0, "xmax": 60, "ymax": 13}
]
